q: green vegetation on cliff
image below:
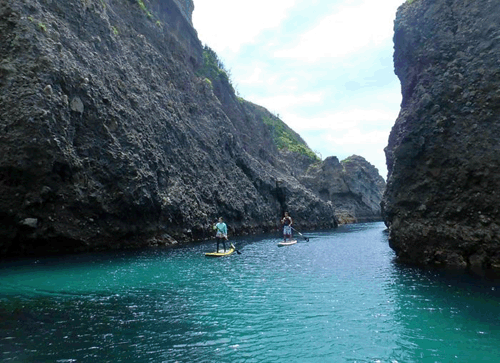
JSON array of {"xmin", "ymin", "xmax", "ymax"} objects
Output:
[
  {"xmin": 197, "ymin": 45, "xmax": 231, "ymax": 84},
  {"xmin": 263, "ymin": 116, "xmax": 319, "ymax": 161},
  {"xmin": 341, "ymin": 156, "xmax": 355, "ymax": 164},
  {"xmin": 137, "ymin": 0, "xmax": 153, "ymax": 18}
]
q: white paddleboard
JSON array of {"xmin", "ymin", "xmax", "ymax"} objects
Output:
[{"xmin": 277, "ymin": 240, "xmax": 297, "ymax": 247}]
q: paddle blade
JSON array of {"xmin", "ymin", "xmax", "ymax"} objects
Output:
[{"xmin": 231, "ymin": 243, "xmax": 242, "ymax": 254}]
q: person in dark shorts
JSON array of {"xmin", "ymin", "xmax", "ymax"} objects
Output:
[{"xmin": 281, "ymin": 212, "xmax": 293, "ymax": 242}]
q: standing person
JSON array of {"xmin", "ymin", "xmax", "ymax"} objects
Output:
[
  {"xmin": 281, "ymin": 211, "xmax": 293, "ymax": 242},
  {"xmin": 213, "ymin": 217, "xmax": 228, "ymax": 252}
]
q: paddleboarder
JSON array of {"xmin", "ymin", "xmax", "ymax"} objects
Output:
[
  {"xmin": 213, "ymin": 217, "xmax": 228, "ymax": 252},
  {"xmin": 281, "ymin": 211, "xmax": 293, "ymax": 242}
]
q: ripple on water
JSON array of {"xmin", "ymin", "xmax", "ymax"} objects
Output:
[{"xmin": 1, "ymin": 222, "xmax": 500, "ymax": 362}]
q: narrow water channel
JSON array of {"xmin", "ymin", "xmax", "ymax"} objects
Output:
[{"xmin": 1, "ymin": 222, "xmax": 499, "ymax": 362}]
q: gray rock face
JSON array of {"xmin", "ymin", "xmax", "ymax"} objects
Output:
[
  {"xmin": 172, "ymin": 0, "xmax": 194, "ymax": 25},
  {"xmin": 0, "ymin": 0, "xmax": 384, "ymax": 256},
  {"xmin": 301, "ymin": 156, "xmax": 385, "ymax": 224},
  {"xmin": 383, "ymin": 0, "xmax": 500, "ymax": 270}
]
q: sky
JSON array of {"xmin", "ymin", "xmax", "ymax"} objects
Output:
[{"xmin": 192, "ymin": 0, "xmax": 405, "ymax": 179}]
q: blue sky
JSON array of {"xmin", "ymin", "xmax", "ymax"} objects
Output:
[{"xmin": 192, "ymin": 0, "xmax": 405, "ymax": 179}]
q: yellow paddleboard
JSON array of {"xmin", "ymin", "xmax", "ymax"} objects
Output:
[
  {"xmin": 205, "ymin": 246, "xmax": 235, "ymax": 257},
  {"xmin": 277, "ymin": 240, "xmax": 297, "ymax": 247}
]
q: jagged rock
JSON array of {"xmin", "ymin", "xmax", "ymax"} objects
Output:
[
  {"xmin": 301, "ymin": 155, "xmax": 385, "ymax": 222},
  {"xmin": 0, "ymin": 0, "xmax": 384, "ymax": 256},
  {"xmin": 20, "ymin": 218, "xmax": 38, "ymax": 229},
  {"xmin": 172, "ymin": 0, "xmax": 194, "ymax": 25},
  {"xmin": 43, "ymin": 85, "xmax": 52, "ymax": 96},
  {"xmin": 382, "ymin": 0, "xmax": 500, "ymax": 271},
  {"xmin": 70, "ymin": 96, "xmax": 84, "ymax": 114}
]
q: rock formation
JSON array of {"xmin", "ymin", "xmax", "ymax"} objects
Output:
[
  {"xmin": 300, "ymin": 155, "xmax": 385, "ymax": 224},
  {"xmin": 172, "ymin": 0, "xmax": 194, "ymax": 25},
  {"xmin": 383, "ymin": 0, "xmax": 500, "ymax": 270},
  {"xmin": 0, "ymin": 0, "xmax": 384, "ymax": 256}
]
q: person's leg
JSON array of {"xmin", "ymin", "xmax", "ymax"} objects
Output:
[
  {"xmin": 284, "ymin": 226, "xmax": 290, "ymax": 242},
  {"xmin": 217, "ymin": 238, "xmax": 220, "ymax": 252}
]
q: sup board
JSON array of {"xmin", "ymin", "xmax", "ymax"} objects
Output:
[
  {"xmin": 277, "ymin": 240, "xmax": 297, "ymax": 247},
  {"xmin": 205, "ymin": 246, "xmax": 235, "ymax": 257}
]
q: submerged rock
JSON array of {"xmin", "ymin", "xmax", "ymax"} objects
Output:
[{"xmin": 383, "ymin": 0, "xmax": 500, "ymax": 270}]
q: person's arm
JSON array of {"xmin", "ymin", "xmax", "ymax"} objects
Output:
[{"xmin": 290, "ymin": 217, "xmax": 293, "ymax": 226}]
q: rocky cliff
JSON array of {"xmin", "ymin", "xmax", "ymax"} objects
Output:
[
  {"xmin": 0, "ymin": 0, "xmax": 384, "ymax": 256},
  {"xmin": 173, "ymin": 0, "xmax": 193, "ymax": 25},
  {"xmin": 383, "ymin": 0, "xmax": 500, "ymax": 270},
  {"xmin": 300, "ymin": 155, "xmax": 385, "ymax": 224}
]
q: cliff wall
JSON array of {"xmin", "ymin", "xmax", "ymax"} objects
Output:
[
  {"xmin": 172, "ymin": 0, "xmax": 193, "ymax": 25},
  {"xmin": 383, "ymin": 0, "xmax": 500, "ymax": 270},
  {"xmin": 0, "ymin": 0, "xmax": 384, "ymax": 256}
]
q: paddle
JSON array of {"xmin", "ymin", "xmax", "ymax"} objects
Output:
[
  {"xmin": 231, "ymin": 243, "xmax": 242, "ymax": 255},
  {"xmin": 291, "ymin": 226, "xmax": 309, "ymax": 241}
]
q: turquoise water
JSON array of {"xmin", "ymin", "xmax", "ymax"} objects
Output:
[{"xmin": 1, "ymin": 222, "xmax": 499, "ymax": 362}]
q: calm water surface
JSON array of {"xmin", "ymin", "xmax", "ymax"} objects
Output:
[{"xmin": 1, "ymin": 222, "xmax": 499, "ymax": 362}]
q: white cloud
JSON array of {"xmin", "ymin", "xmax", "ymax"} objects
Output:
[
  {"xmin": 238, "ymin": 66, "xmax": 280, "ymax": 88},
  {"xmin": 325, "ymin": 128, "xmax": 389, "ymax": 146},
  {"xmin": 266, "ymin": 108, "xmax": 397, "ymax": 132},
  {"xmin": 248, "ymin": 92, "xmax": 326, "ymax": 115},
  {"xmin": 192, "ymin": 0, "xmax": 298, "ymax": 54},
  {"xmin": 273, "ymin": 0, "xmax": 403, "ymax": 62},
  {"xmin": 239, "ymin": 67, "xmax": 264, "ymax": 85}
]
